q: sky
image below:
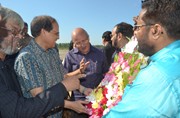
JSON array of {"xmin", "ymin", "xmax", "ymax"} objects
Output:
[{"xmin": 0, "ymin": 0, "xmax": 142, "ymax": 45}]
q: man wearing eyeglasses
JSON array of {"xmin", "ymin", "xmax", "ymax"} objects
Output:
[
  {"xmin": 14, "ymin": 16, "xmax": 89, "ymax": 118},
  {"xmin": 63, "ymin": 28, "xmax": 109, "ymax": 118},
  {"xmin": 0, "ymin": 6, "xmax": 85, "ymax": 118},
  {"xmin": 104, "ymin": 0, "xmax": 180, "ymax": 117}
]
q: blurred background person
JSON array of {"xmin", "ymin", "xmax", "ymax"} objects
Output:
[
  {"xmin": 111, "ymin": 22, "xmax": 134, "ymax": 63},
  {"xmin": 19, "ymin": 22, "xmax": 33, "ymax": 48},
  {"xmin": 69, "ymin": 40, "xmax": 75, "ymax": 51},
  {"xmin": 102, "ymin": 31, "xmax": 115, "ymax": 68}
]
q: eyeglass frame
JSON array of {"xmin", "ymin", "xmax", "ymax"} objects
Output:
[
  {"xmin": 49, "ymin": 29, "xmax": 59, "ymax": 36},
  {"xmin": 0, "ymin": 26, "xmax": 23, "ymax": 37},
  {"xmin": 74, "ymin": 39, "xmax": 89, "ymax": 47},
  {"xmin": 133, "ymin": 24, "xmax": 154, "ymax": 31}
]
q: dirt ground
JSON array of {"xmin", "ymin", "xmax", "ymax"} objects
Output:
[{"xmin": 59, "ymin": 49, "xmax": 68, "ymax": 60}]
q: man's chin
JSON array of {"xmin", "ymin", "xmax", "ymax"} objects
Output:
[{"xmin": 81, "ymin": 50, "xmax": 89, "ymax": 54}]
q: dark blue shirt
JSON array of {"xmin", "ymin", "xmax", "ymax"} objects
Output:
[{"xmin": 63, "ymin": 45, "xmax": 109, "ymax": 100}]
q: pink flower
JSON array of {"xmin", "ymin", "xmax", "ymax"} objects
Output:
[
  {"xmin": 133, "ymin": 59, "xmax": 141, "ymax": 67},
  {"xmin": 109, "ymin": 62, "xmax": 120, "ymax": 72},
  {"xmin": 86, "ymin": 42, "xmax": 147, "ymax": 117},
  {"xmin": 101, "ymin": 73, "xmax": 117, "ymax": 85}
]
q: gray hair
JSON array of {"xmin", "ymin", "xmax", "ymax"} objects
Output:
[
  {"xmin": 0, "ymin": 6, "xmax": 24, "ymax": 53},
  {"xmin": 0, "ymin": 6, "xmax": 24, "ymax": 29}
]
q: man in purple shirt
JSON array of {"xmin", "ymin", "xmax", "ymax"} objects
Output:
[{"xmin": 63, "ymin": 27, "xmax": 109, "ymax": 118}]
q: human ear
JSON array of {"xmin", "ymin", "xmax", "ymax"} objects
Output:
[
  {"xmin": 151, "ymin": 24, "xmax": 163, "ymax": 39},
  {"xmin": 117, "ymin": 32, "xmax": 123, "ymax": 40}
]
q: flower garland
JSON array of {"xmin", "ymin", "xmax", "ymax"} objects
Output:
[{"xmin": 86, "ymin": 38, "xmax": 148, "ymax": 118}]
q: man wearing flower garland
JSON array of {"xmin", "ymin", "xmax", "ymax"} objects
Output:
[
  {"xmin": 111, "ymin": 22, "xmax": 134, "ymax": 59},
  {"xmin": 86, "ymin": 22, "xmax": 137, "ymax": 117},
  {"xmin": 104, "ymin": 0, "xmax": 180, "ymax": 117},
  {"xmin": 110, "ymin": 22, "xmax": 134, "ymax": 66}
]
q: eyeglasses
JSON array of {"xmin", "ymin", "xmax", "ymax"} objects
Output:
[
  {"xmin": 133, "ymin": 24, "xmax": 154, "ymax": 31},
  {"xmin": 0, "ymin": 26, "xmax": 23, "ymax": 37},
  {"xmin": 74, "ymin": 39, "xmax": 89, "ymax": 47},
  {"xmin": 50, "ymin": 30, "xmax": 59, "ymax": 36}
]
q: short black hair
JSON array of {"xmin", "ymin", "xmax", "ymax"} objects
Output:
[
  {"xmin": 115, "ymin": 22, "xmax": 133, "ymax": 39},
  {"xmin": 142, "ymin": 0, "xmax": 180, "ymax": 39},
  {"xmin": 69, "ymin": 40, "xmax": 74, "ymax": 51},
  {"xmin": 102, "ymin": 31, "xmax": 111, "ymax": 42},
  {"xmin": 31, "ymin": 15, "xmax": 57, "ymax": 37},
  {"xmin": 24, "ymin": 22, "xmax": 28, "ymax": 27}
]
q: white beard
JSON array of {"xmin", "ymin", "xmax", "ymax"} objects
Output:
[
  {"xmin": 0, "ymin": 36, "xmax": 21, "ymax": 55},
  {"xmin": 0, "ymin": 45, "xmax": 19, "ymax": 55}
]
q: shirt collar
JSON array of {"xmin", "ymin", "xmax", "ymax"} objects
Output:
[
  {"xmin": 30, "ymin": 39, "xmax": 48, "ymax": 53},
  {"xmin": 150, "ymin": 40, "xmax": 180, "ymax": 62},
  {"xmin": 115, "ymin": 48, "xmax": 121, "ymax": 53}
]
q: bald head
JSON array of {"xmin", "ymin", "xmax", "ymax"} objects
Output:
[
  {"xmin": 71, "ymin": 28, "xmax": 89, "ymax": 41},
  {"xmin": 71, "ymin": 27, "xmax": 90, "ymax": 54}
]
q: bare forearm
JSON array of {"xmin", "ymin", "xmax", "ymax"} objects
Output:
[
  {"xmin": 79, "ymin": 85, "xmax": 86, "ymax": 94},
  {"xmin": 64, "ymin": 100, "xmax": 73, "ymax": 109},
  {"xmin": 64, "ymin": 69, "xmax": 81, "ymax": 78}
]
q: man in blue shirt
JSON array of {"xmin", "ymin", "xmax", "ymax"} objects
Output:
[
  {"xmin": 64, "ymin": 28, "xmax": 109, "ymax": 118},
  {"xmin": 0, "ymin": 6, "xmax": 84, "ymax": 118},
  {"xmin": 104, "ymin": 0, "xmax": 180, "ymax": 117},
  {"xmin": 15, "ymin": 16, "xmax": 89, "ymax": 118}
]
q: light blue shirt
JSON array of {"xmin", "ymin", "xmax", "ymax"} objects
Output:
[{"xmin": 104, "ymin": 40, "xmax": 180, "ymax": 118}]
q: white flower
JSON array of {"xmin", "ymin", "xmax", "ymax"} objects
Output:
[
  {"xmin": 101, "ymin": 80, "xmax": 109, "ymax": 86},
  {"xmin": 124, "ymin": 37, "xmax": 138, "ymax": 53},
  {"xmin": 86, "ymin": 94, "xmax": 96, "ymax": 102},
  {"xmin": 103, "ymin": 108, "xmax": 110, "ymax": 116}
]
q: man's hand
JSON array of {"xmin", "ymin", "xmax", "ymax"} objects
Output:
[
  {"xmin": 61, "ymin": 74, "xmax": 86, "ymax": 91},
  {"xmin": 79, "ymin": 58, "xmax": 90, "ymax": 73},
  {"xmin": 64, "ymin": 59, "xmax": 88, "ymax": 78},
  {"xmin": 84, "ymin": 88, "xmax": 92, "ymax": 96},
  {"xmin": 64, "ymin": 100, "xmax": 89, "ymax": 114},
  {"xmin": 79, "ymin": 85, "xmax": 92, "ymax": 96}
]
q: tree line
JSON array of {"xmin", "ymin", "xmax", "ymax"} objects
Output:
[{"xmin": 57, "ymin": 43, "xmax": 103, "ymax": 49}]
